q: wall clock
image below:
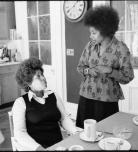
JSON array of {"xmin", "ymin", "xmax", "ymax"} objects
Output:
[{"xmin": 63, "ymin": 1, "xmax": 88, "ymax": 22}]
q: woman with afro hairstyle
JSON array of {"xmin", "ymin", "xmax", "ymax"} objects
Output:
[
  {"xmin": 12, "ymin": 57, "xmax": 78, "ymax": 151},
  {"xmin": 76, "ymin": 5, "xmax": 134, "ymax": 128}
]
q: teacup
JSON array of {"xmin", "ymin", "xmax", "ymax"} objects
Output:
[
  {"xmin": 69, "ymin": 145, "xmax": 84, "ymax": 151},
  {"xmin": 84, "ymin": 119, "xmax": 97, "ymax": 141}
]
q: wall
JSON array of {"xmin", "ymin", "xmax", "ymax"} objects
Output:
[
  {"xmin": 0, "ymin": 2, "xmax": 16, "ymax": 40},
  {"xmin": 65, "ymin": 2, "xmax": 92, "ymax": 104}
]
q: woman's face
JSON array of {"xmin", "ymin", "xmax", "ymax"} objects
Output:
[
  {"xmin": 29, "ymin": 70, "xmax": 47, "ymax": 92},
  {"xmin": 89, "ymin": 27, "xmax": 104, "ymax": 44}
]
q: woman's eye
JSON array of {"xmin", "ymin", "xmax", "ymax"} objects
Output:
[{"xmin": 90, "ymin": 32, "xmax": 96, "ymax": 35}]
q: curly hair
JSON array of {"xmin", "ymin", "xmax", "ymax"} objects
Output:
[
  {"xmin": 84, "ymin": 5, "xmax": 119, "ymax": 38},
  {"xmin": 16, "ymin": 57, "xmax": 44, "ymax": 92}
]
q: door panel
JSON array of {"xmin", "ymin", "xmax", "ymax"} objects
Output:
[{"xmin": 65, "ymin": 15, "xmax": 89, "ymax": 104}]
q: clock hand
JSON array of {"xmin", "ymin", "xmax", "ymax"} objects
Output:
[
  {"xmin": 66, "ymin": 1, "xmax": 78, "ymax": 13},
  {"xmin": 72, "ymin": 1, "xmax": 78, "ymax": 8}
]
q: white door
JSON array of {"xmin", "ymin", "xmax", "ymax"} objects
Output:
[{"xmin": 14, "ymin": 1, "xmax": 64, "ymax": 98}]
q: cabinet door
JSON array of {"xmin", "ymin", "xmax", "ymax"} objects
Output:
[{"xmin": 2, "ymin": 72, "xmax": 21, "ymax": 104}]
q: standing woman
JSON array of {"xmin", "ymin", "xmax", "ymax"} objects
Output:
[
  {"xmin": 12, "ymin": 57, "xmax": 78, "ymax": 151},
  {"xmin": 76, "ymin": 5, "xmax": 134, "ymax": 128}
]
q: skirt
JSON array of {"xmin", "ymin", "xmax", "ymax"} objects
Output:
[{"xmin": 76, "ymin": 96, "xmax": 119, "ymax": 128}]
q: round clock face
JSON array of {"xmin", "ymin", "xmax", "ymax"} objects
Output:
[{"xmin": 63, "ymin": 1, "xmax": 88, "ymax": 22}]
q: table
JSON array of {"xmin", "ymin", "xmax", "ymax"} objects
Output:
[{"xmin": 47, "ymin": 112, "xmax": 138, "ymax": 150}]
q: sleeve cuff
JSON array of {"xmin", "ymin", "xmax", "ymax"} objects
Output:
[
  {"xmin": 108, "ymin": 69, "xmax": 119, "ymax": 78},
  {"xmin": 83, "ymin": 68, "xmax": 89, "ymax": 75}
]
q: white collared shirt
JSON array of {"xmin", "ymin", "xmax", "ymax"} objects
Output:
[{"xmin": 28, "ymin": 89, "xmax": 52, "ymax": 104}]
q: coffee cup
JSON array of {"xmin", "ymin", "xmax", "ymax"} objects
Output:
[{"xmin": 84, "ymin": 119, "xmax": 97, "ymax": 141}]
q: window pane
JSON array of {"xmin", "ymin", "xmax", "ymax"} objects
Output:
[
  {"xmin": 40, "ymin": 41, "xmax": 51, "ymax": 65},
  {"xmin": 111, "ymin": 1, "xmax": 125, "ymax": 31},
  {"xmin": 28, "ymin": 17, "xmax": 38, "ymax": 40},
  {"xmin": 126, "ymin": 31, "xmax": 138, "ymax": 56},
  {"xmin": 38, "ymin": 1, "xmax": 50, "ymax": 15},
  {"xmin": 29, "ymin": 42, "xmax": 39, "ymax": 58},
  {"xmin": 126, "ymin": 1, "xmax": 138, "ymax": 31},
  {"xmin": 39, "ymin": 16, "xmax": 51, "ymax": 40},
  {"xmin": 27, "ymin": 1, "xmax": 37, "ymax": 16}
]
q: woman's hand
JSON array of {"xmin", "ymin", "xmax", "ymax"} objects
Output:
[
  {"xmin": 95, "ymin": 65, "xmax": 112, "ymax": 74},
  {"xmin": 88, "ymin": 67, "xmax": 98, "ymax": 77}
]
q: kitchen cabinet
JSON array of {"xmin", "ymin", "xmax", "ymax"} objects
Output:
[
  {"xmin": 0, "ymin": 2, "xmax": 16, "ymax": 40},
  {"xmin": 112, "ymin": 1, "xmax": 138, "ymax": 115},
  {"xmin": 0, "ymin": 62, "xmax": 21, "ymax": 105}
]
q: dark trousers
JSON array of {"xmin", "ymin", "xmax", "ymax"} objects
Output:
[{"xmin": 76, "ymin": 96, "xmax": 119, "ymax": 128}]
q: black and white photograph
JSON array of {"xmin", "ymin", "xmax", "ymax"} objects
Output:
[{"xmin": 0, "ymin": 1, "xmax": 138, "ymax": 151}]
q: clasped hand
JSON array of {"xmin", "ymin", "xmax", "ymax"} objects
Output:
[{"xmin": 89, "ymin": 65, "xmax": 112, "ymax": 76}]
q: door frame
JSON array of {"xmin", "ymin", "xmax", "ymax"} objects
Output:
[{"xmin": 60, "ymin": 1, "xmax": 78, "ymax": 120}]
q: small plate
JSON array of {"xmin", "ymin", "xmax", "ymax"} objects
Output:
[
  {"xmin": 98, "ymin": 137, "xmax": 131, "ymax": 150},
  {"xmin": 68, "ymin": 145, "xmax": 84, "ymax": 150},
  {"xmin": 133, "ymin": 116, "xmax": 138, "ymax": 125},
  {"xmin": 79, "ymin": 131, "xmax": 104, "ymax": 142}
]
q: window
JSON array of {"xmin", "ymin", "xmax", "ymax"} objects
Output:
[
  {"xmin": 27, "ymin": 1, "xmax": 51, "ymax": 65},
  {"xmin": 112, "ymin": 0, "xmax": 138, "ymax": 68}
]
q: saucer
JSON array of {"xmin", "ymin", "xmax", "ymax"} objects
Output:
[
  {"xmin": 55, "ymin": 146, "xmax": 67, "ymax": 150},
  {"xmin": 79, "ymin": 131, "xmax": 104, "ymax": 142},
  {"xmin": 68, "ymin": 145, "xmax": 84, "ymax": 151},
  {"xmin": 133, "ymin": 116, "xmax": 138, "ymax": 125},
  {"xmin": 98, "ymin": 137, "xmax": 131, "ymax": 150}
]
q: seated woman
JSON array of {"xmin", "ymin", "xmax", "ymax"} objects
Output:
[{"xmin": 12, "ymin": 57, "xmax": 78, "ymax": 151}]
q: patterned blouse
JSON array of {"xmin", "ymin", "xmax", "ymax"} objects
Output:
[{"xmin": 77, "ymin": 36, "xmax": 134, "ymax": 102}]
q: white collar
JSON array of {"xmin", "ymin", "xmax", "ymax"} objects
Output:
[{"xmin": 28, "ymin": 89, "xmax": 53, "ymax": 104}]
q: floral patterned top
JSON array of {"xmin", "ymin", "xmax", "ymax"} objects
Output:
[{"xmin": 77, "ymin": 36, "xmax": 134, "ymax": 102}]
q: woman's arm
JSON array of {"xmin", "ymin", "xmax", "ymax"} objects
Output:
[
  {"xmin": 77, "ymin": 41, "xmax": 97, "ymax": 77},
  {"xmin": 12, "ymin": 97, "xmax": 45, "ymax": 151},
  {"xmin": 107, "ymin": 43, "xmax": 134, "ymax": 84},
  {"xmin": 55, "ymin": 93, "xmax": 78, "ymax": 135}
]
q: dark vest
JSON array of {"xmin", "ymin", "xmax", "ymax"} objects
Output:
[{"xmin": 22, "ymin": 93, "xmax": 63, "ymax": 148}]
